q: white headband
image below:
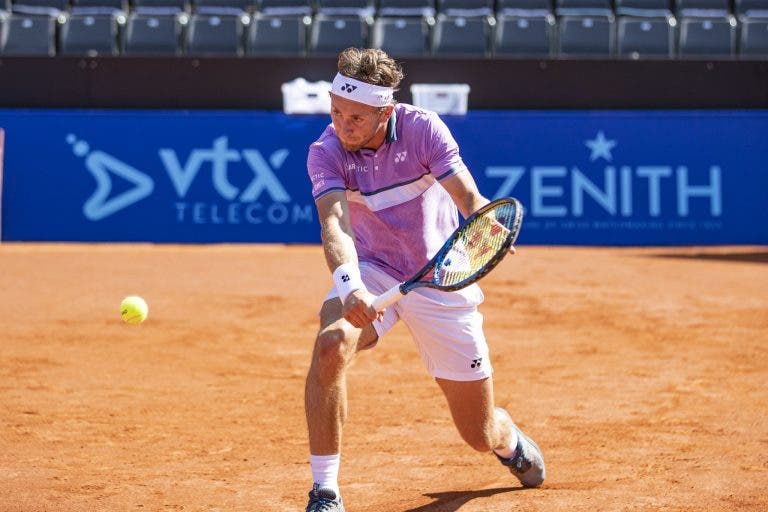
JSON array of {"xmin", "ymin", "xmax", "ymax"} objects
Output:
[{"xmin": 331, "ymin": 73, "xmax": 394, "ymax": 108}]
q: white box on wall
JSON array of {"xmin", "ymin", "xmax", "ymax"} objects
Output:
[{"xmin": 410, "ymin": 83, "xmax": 471, "ymax": 115}]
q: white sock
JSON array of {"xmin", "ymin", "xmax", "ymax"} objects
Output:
[
  {"xmin": 493, "ymin": 428, "xmax": 520, "ymax": 459},
  {"xmin": 310, "ymin": 453, "xmax": 340, "ymax": 495}
]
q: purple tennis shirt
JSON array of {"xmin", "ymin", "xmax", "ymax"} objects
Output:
[{"xmin": 307, "ymin": 103, "xmax": 469, "ymax": 282}]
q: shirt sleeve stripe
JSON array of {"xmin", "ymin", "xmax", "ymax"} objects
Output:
[{"xmin": 312, "ymin": 186, "xmax": 348, "ymax": 201}]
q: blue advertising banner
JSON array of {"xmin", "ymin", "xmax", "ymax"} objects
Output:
[{"xmin": 0, "ymin": 109, "xmax": 766, "ymax": 245}]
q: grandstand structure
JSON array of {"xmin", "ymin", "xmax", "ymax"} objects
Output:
[{"xmin": 0, "ymin": 0, "xmax": 766, "ymax": 58}]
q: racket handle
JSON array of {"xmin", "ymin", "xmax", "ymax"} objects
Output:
[{"xmin": 372, "ymin": 284, "xmax": 405, "ymax": 312}]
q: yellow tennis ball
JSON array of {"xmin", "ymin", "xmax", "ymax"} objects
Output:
[{"xmin": 121, "ymin": 295, "xmax": 148, "ymax": 325}]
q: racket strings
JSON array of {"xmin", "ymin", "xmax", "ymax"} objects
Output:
[{"xmin": 435, "ymin": 203, "xmax": 517, "ymax": 287}]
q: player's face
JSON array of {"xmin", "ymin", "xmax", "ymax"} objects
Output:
[{"xmin": 330, "ymin": 93, "xmax": 392, "ymax": 152}]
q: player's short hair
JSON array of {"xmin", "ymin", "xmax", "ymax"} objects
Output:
[{"xmin": 337, "ymin": 48, "xmax": 404, "ymax": 92}]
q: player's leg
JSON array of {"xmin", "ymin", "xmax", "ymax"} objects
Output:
[
  {"xmin": 304, "ymin": 297, "xmax": 378, "ymax": 511},
  {"xmin": 436, "ymin": 377, "xmax": 546, "ymax": 488},
  {"xmin": 435, "ymin": 376, "xmax": 506, "ymax": 452},
  {"xmin": 305, "ymin": 296, "xmax": 379, "ymax": 457},
  {"xmin": 397, "ymin": 285, "xmax": 545, "ymax": 487}
]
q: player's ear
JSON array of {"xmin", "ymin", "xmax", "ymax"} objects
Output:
[{"xmin": 383, "ymin": 104, "xmax": 395, "ymax": 119}]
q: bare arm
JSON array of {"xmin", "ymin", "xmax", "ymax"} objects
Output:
[
  {"xmin": 439, "ymin": 170, "xmax": 489, "ymax": 219},
  {"xmin": 316, "ymin": 191, "xmax": 358, "ymax": 272},
  {"xmin": 315, "ymin": 191, "xmax": 379, "ymax": 326},
  {"xmin": 440, "ymin": 170, "xmax": 516, "ymax": 254}
]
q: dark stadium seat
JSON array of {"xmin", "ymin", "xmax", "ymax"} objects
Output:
[
  {"xmin": 734, "ymin": 0, "xmax": 768, "ymax": 17},
  {"xmin": 614, "ymin": 0, "xmax": 671, "ymax": 16},
  {"xmin": 739, "ymin": 18, "xmax": 768, "ymax": 56},
  {"xmin": 676, "ymin": 0, "xmax": 730, "ymax": 16},
  {"xmin": 558, "ymin": 14, "xmax": 614, "ymax": 56},
  {"xmin": 1, "ymin": 13, "xmax": 56, "ymax": 55},
  {"xmin": 247, "ymin": 13, "xmax": 308, "ymax": 55},
  {"xmin": 493, "ymin": 13, "xmax": 554, "ymax": 56},
  {"xmin": 59, "ymin": 13, "xmax": 120, "ymax": 55},
  {"xmin": 186, "ymin": 13, "xmax": 244, "ymax": 55},
  {"xmin": 372, "ymin": 15, "xmax": 430, "ymax": 56},
  {"xmin": 316, "ymin": 0, "xmax": 374, "ymax": 16},
  {"xmin": 377, "ymin": 0, "xmax": 435, "ymax": 18},
  {"xmin": 437, "ymin": 0, "xmax": 493, "ymax": 17},
  {"xmin": 72, "ymin": 0, "xmax": 127, "ymax": 11},
  {"xmin": 258, "ymin": 0, "xmax": 312, "ymax": 15},
  {"xmin": 432, "ymin": 14, "xmax": 491, "ymax": 55},
  {"xmin": 132, "ymin": 0, "xmax": 187, "ymax": 13},
  {"xmin": 555, "ymin": 0, "xmax": 611, "ymax": 14},
  {"xmin": 496, "ymin": 0, "xmax": 552, "ymax": 15},
  {"xmin": 678, "ymin": 16, "xmax": 736, "ymax": 56},
  {"xmin": 617, "ymin": 16, "xmax": 675, "ymax": 57},
  {"xmin": 123, "ymin": 12, "xmax": 182, "ymax": 54},
  {"xmin": 194, "ymin": 0, "xmax": 255, "ymax": 14},
  {"xmin": 12, "ymin": 0, "xmax": 67, "ymax": 15},
  {"xmin": 309, "ymin": 14, "xmax": 369, "ymax": 55}
]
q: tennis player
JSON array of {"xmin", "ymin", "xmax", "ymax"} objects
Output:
[{"xmin": 304, "ymin": 48, "xmax": 545, "ymax": 512}]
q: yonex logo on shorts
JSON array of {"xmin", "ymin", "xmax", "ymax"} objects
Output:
[
  {"xmin": 340, "ymin": 83, "xmax": 358, "ymax": 93},
  {"xmin": 471, "ymin": 358, "xmax": 483, "ymax": 369}
]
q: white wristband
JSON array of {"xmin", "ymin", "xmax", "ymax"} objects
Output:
[{"xmin": 332, "ymin": 262, "xmax": 365, "ymax": 303}]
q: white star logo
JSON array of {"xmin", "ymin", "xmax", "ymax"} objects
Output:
[{"xmin": 585, "ymin": 131, "xmax": 617, "ymax": 162}]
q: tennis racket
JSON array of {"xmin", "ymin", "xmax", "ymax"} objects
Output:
[{"xmin": 371, "ymin": 197, "xmax": 524, "ymax": 312}]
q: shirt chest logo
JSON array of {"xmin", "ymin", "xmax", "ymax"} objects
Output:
[
  {"xmin": 347, "ymin": 162, "xmax": 369, "ymax": 173},
  {"xmin": 394, "ymin": 151, "xmax": 408, "ymax": 164}
]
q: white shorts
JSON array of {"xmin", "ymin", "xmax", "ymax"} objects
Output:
[{"xmin": 324, "ymin": 262, "xmax": 493, "ymax": 381}]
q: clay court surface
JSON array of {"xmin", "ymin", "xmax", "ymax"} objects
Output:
[{"xmin": 1, "ymin": 243, "xmax": 766, "ymax": 511}]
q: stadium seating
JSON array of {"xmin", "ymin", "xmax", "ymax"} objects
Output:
[
  {"xmin": 316, "ymin": 0, "xmax": 374, "ymax": 17},
  {"xmin": 678, "ymin": 16, "xmax": 736, "ymax": 56},
  {"xmin": 186, "ymin": 13, "xmax": 245, "ymax": 55},
  {"xmin": 494, "ymin": 13, "xmax": 554, "ymax": 56},
  {"xmin": 258, "ymin": 0, "xmax": 312, "ymax": 15},
  {"xmin": 310, "ymin": 13, "xmax": 369, "ymax": 54},
  {"xmin": 377, "ymin": 0, "xmax": 435, "ymax": 18},
  {"xmin": 617, "ymin": 16, "xmax": 675, "ymax": 57},
  {"xmin": 739, "ymin": 17, "xmax": 768, "ymax": 56},
  {"xmin": 0, "ymin": 13, "xmax": 56, "ymax": 54},
  {"xmin": 438, "ymin": 0, "xmax": 494, "ymax": 17},
  {"xmin": 248, "ymin": 13, "xmax": 308, "ymax": 55},
  {"xmin": 123, "ymin": 12, "xmax": 182, "ymax": 54},
  {"xmin": 372, "ymin": 15, "xmax": 431, "ymax": 56},
  {"xmin": 59, "ymin": 13, "xmax": 121, "ymax": 55},
  {"xmin": 614, "ymin": 0, "xmax": 671, "ymax": 16},
  {"xmin": 72, "ymin": 0, "xmax": 126, "ymax": 11},
  {"xmin": 432, "ymin": 14, "xmax": 492, "ymax": 55},
  {"xmin": 0, "ymin": 0, "xmax": 764, "ymax": 57},
  {"xmin": 194, "ymin": 0, "xmax": 255, "ymax": 14},
  {"xmin": 12, "ymin": 0, "xmax": 67, "ymax": 14},
  {"xmin": 558, "ymin": 14, "xmax": 614, "ymax": 55}
]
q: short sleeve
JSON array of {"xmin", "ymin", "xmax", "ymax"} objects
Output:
[
  {"xmin": 422, "ymin": 112, "xmax": 469, "ymax": 181},
  {"xmin": 307, "ymin": 140, "xmax": 347, "ymax": 201}
]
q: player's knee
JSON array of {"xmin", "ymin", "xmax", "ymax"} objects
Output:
[{"xmin": 313, "ymin": 329, "xmax": 352, "ymax": 379}]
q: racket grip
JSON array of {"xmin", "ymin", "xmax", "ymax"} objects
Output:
[{"xmin": 372, "ymin": 284, "xmax": 405, "ymax": 312}]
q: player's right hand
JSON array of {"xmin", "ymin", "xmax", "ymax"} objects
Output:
[{"xmin": 342, "ymin": 288, "xmax": 381, "ymax": 327}]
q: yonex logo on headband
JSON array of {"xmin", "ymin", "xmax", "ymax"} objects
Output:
[{"xmin": 331, "ymin": 73, "xmax": 394, "ymax": 107}]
